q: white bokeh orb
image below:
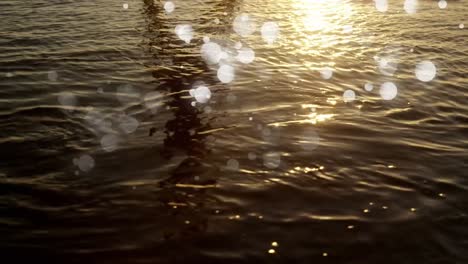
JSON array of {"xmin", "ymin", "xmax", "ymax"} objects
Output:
[
  {"xmin": 299, "ymin": 128, "xmax": 320, "ymax": 151},
  {"xmin": 175, "ymin": 24, "xmax": 193, "ymax": 44},
  {"xmin": 164, "ymin": 1, "xmax": 175, "ymax": 13},
  {"xmin": 201, "ymin": 42, "xmax": 222, "ymax": 65},
  {"xmin": 217, "ymin": 64, "xmax": 235, "ymax": 83},
  {"xmin": 380, "ymin": 82, "xmax": 398, "ymax": 100},
  {"xmin": 48, "ymin": 70, "xmax": 58, "ymax": 81},
  {"xmin": 320, "ymin": 67, "xmax": 333, "ymax": 79},
  {"xmin": 404, "ymin": 0, "xmax": 418, "ymax": 14},
  {"xmin": 343, "ymin": 90, "xmax": 356, "ymax": 102},
  {"xmin": 58, "ymin": 92, "xmax": 77, "ymax": 107},
  {"xmin": 226, "ymin": 159, "xmax": 239, "ymax": 171},
  {"xmin": 261, "ymin": 22, "xmax": 279, "ymax": 44},
  {"xmin": 415, "ymin": 60, "xmax": 436, "ymax": 82},
  {"xmin": 375, "ymin": 0, "xmax": 388, "ymax": 12},
  {"xmin": 119, "ymin": 115, "xmax": 139, "ymax": 134},
  {"xmin": 263, "ymin": 152, "xmax": 281, "ymax": 169},
  {"xmin": 364, "ymin": 83, "xmax": 374, "ymax": 91},
  {"xmin": 101, "ymin": 134, "xmax": 119, "ymax": 152},
  {"xmin": 438, "ymin": 0, "xmax": 447, "ymax": 9},
  {"xmin": 233, "ymin": 13, "xmax": 256, "ymax": 37},
  {"xmin": 77, "ymin": 155, "xmax": 95, "ymax": 172},
  {"xmin": 377, "ymin": 56, "xmax": 398, "ymax": 76},
  {"xmin": 236, "ymin": 47, "xmax": 255, "ymax": 64},
  {"xmin": 189, "ymin": 85, "xmax": 211, "ymax": 103}
]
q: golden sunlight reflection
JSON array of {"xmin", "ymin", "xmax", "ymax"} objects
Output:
[
  {"xmin": 267, "ymin": 112, "xmax": 334, "ymax": 127},
  {"xmin": 294, "ymin": 0, "xmax": 328, "ymax": 32},
  {"xmin": 294, "ymin": 0, "xmax": 354, "ymax": 32},
  {"xmin": 291, "ymin": 0, "xmax": 355, "ymax": 61},
  {"xmin": 307, "ymin": 112, "xmax": 335, "ymax": 124}
]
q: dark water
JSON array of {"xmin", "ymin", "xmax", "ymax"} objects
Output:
[{"xmin": 1, "ymin": 0, "xmax": 468, "ymax": 263}]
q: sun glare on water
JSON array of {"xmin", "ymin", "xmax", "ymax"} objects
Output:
[
  {"xmin": 294, "ymin": 0, "xmax": 354, "ymax": 32},
  {"xmin": 288, "ymin": 0, "xmax": 356, "ymax": 77}
]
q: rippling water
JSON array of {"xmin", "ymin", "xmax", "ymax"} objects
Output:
[{"xmin": 1, "ymin": 0, "xmax": 468, "ymax": 262}]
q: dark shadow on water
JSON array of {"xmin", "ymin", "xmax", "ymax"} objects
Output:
[
  {"xmin": 134, "ymin": 0, "xmax": 241, "ymax": 252},
  {"xmin": 142, "ymin": 0, "xmax": 216, "ymax": 185},
  {"xmin": 1, "ymin": 1, "xmax": 242, "ymax": 263}
]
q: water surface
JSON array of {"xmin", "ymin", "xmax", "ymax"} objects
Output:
[{"xmin": 1, "ymin": 0, "xmax": 468, "ymax": 263}]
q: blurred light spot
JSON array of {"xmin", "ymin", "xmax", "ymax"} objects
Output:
[
  {"xmin": 236, "ymin": 47, "xmax": 255, "ymax": 64},
  {"xmin": 175, "ymin": 24, "xmax": 193, "ymax": 44},
  {"xmin": 77, "ymin": 155, "xmax": 95, "ymax": 172},
  {"xmin": 380, "ymin": 82, "xmax": 398, "ymax": 100},
  {"xmin": 375, "ymin": 0, "xmax": 388, "ymax": 12},
  {"xmin": 261, "ymin": 22, "xmax": 280, "ymax": 44},
  {"xmin": 263, "ymin": 152, "xmax": 281, "ymax": 169},
  {"xmin": 119, "ymin": 115, "xmax": 139, "ymax": 134},
  {"xmin": 299, "ymin": 127, "xmax": 320, "ymax": 151},
  {"xmin": 438, "ymin": 0, "xmax": 447, "ymax": 9},
  {"xmin": 164, "ymin": 1, "xmax": 175, "ymax": 13},
  {"xmin": 48, "ymin": 70, "xmax": 58, "ymax": 81},
  {"xmin": 189, "ymin": 85, "xmax": 211, "ymax": 103},
  {"xmin": 217, "ymin": 64, "xmax": 235, "ymax": 83},
  {"xmin": 404, "ymin": 0, "xmax": 418, "ymax": 14},
  {"xmin": 415, "ymin": 60, "xmax": 437, "ymax": 82},
  {"xmin": 201, "ymin": 42, "xmax": 222, "ymax": 65},
  {"xmin": 101, "ymin": 134, "xmax": 119, "ymax": 152},
  {"xmin": 233, "ymin": 13, "xmax": 256, "ymax": 37},
  {"xmin": 342, "ymin": 25, "xmax": 353, "ymax": 33},
  {"xmin": 320, "ymin": 67, "xmax": 333, "ymax": 79},
  {"xmin": 377, "ymin": 56, "xmax": 398, "ymax": 76},
  {"xmin": 58, "ymin": 92, "xmax": 77, "ymax": 107},
  {"xmin": 226, "ymin": 159, "xmax": 239, "ymax": 171},
  {"xmin": 343, "ymin": 90, "xmax": 356, "ymax": 102}
]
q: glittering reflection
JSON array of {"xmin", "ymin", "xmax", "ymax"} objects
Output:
[
  {"xmin": 2, "ymin": 0, "xmax": 467, "ymax": 262},
  {"xmin": 267, "ymin": 112, "xmax": 334, "ymax": 126},
  {"xmin": 291, "ymin": 0, "xmax": 355, "ymax": 51},
  {"xmin": 295, "ymin": 0, "xmax": 328, "ymax": 32}
]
